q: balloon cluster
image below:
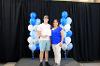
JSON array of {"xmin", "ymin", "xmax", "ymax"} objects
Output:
[
  {"xmin": 27, "ymin": 12, "xmax": 41, "ymax": 53},
  {"xmin": 60, "ymin": 11, "xmax": 73, "ymax": 51}
]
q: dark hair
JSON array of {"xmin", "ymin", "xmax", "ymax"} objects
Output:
[
  {"xmin": 51, "ymin": 19, "xmax": 60, "ymax": 27},
  {"xmin": 43, "ymin": 15, "xmax": 49, "ymax": 19}
]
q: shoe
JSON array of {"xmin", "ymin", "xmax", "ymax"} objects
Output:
[
  {"xmin": 45, "ymin": 62, "xmax": 51, "ymax": 66},
  {"xmin": 39, "ymin": 62, "xmax": 43, "ymax": 66}
]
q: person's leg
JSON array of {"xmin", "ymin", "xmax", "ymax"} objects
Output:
[
  {"xmin": 40, "ymin": 51, "xmax": 44, "ymax": 62},
  {"xmin": 52, "ymin": 44, "xmax": 57, "ymax": 62},
  {"xmin": 45, "ymin": 51, "xmax": 48, "ymax": 62},
  {"xmin": 52, "ymin": 44, "xmax": 58, "ymax": 66},
  {"xmin": 45, "ymin": 51, "xmax": 51, "ymax": 66},
  {"xmin": 39, "ymin": 40, "xmax": 46, "ymax": 66},
  {"xmin": 45, "ymin": 40, "xmax": 51, "ymax": 66},
  {"xmin": 55, "ymin": 44, "xmax": 61, "ymax": 65},
  {"xmin": 39, "ymin": 51, "xmax": 44, "ymax": 66},
  {"xmin": 45, "ymin": 40, "xmax": 50, "ymax": 61}
]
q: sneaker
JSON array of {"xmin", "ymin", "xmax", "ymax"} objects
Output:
[
  {"xmin": 45, "ymin": 62, "xmax": 51, "ymax": 66},
  {"xmin": 39, "ymin": 62, "xmax": 43, "ymax": 66}
]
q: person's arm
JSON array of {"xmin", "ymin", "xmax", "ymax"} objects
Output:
[
  {"xmin": 37, "ymin": 30, "xmax": 41, "ymax": 38},
  {"xmin": 59, "ymin": 29, "xmax": 64, "ymax": 47},
  {"xmin": 37, "ymin": 30, "xmax": 48, "ymax": 38}
]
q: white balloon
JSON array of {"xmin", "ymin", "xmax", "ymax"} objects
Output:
[
  {"xmin": 27, "ymin": 37, "xmax": 34, "ymax": 44},
  {"xmin": 28, "ymin": 25, "xmax": 34, "ymax": 31},
  {"xmin": 64, "ymin": 24, "xmax": 71, "ymax": 32},
  {"xmin": 28, "ymin": 44, "xmax": 36, "ymax": 51},
  {"xmin": 27, "ymin": 37, "xmax": 38, "ymax": 44},
  {"xmin": 62, "ymin": 43, "xmax": 68, "ymax": 51},
  {"xmin": 67, "ymin": 17, "xmax": 72, "ymax": 24},
  {"xmin": 65, "ymin": 37, "xmax": 71, "ymax": 45},
  {"xmin": 36, "ymin": 18, "xmax": 41, "ymax": 25}
]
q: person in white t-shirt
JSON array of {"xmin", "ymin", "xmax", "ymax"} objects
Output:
[{"xmin": 37, "ymin": 15, "xmax": 51, "ymax": 66}]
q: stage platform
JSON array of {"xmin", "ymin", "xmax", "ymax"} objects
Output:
[{"xmin": 15, "ymin": 58, "xmax": 80, "ymax": 66}]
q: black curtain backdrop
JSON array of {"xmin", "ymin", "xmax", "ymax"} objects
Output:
[{"xmin": 0, "ymin": 0, "xmax": 100, "ymax": 62}]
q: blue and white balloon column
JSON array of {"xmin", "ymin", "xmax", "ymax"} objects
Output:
[
  {"xmin": 27, "ymin": 12, "xmax": 41, "ymax": 60},
  {"xmin": 60, "ymin": 11, "xmax": 73, "ymax": 59}
]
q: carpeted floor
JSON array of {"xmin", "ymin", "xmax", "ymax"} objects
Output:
[
  {"xmin": 0, "ymin": 62, "xmax": 16, "ymax": 66},
  {"xmin": 0, "ymin": 64, "xmax": 4, "ymax": 66},
  {"xmin": 1, "ymin": 58, "xmax": 100, "ymax": 66},
  {"xmin": 15, "ymin": 58, "xmax": 80, "ymax": 66}
]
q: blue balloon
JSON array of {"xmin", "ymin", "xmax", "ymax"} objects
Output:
[
  {"xmin": 60, "ymin": 18, "xmax": 67, "ymax": 26},
  {"xmin": 28, "ymin": 44, "xmax": 36, "ymax": 51},
  {"xmin": 61, "ymin": 11, "xmax": 68, "ymax": 18},
  {"xmin": 66, "ymin": 30, "xmax": 73, "ymax": 37},
  {"xmin": 67, "ymin": 43, "xmax": 73, "ymax": 50},
  {"xmin": 30, "ymin": 31, "xmax": 37, "ymax": 39},
  {"xmin": 36, "ymin": 18, "xmax": 41, "ymax": 25},
  {"xmin": 29, "ymin": 19, "xmax": 36, "ymax": 26},
  {"xmin": 30, "ymin": 12, "xmax": 37, "ymax": 18}
]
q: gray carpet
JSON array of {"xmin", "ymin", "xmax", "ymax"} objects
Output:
[
  {"xmin": 0, "ymin": 64, "xmax": 4, "ymax": 66},
  {"xmin": 0, "ymin": 64, "xmax": 3, "ymax": 66},
  {"xmin": 15, "ymin": 58, "xmax": 80, "ymax": 66}
]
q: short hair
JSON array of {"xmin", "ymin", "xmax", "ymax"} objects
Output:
[{"xmin": 43, "ymin": 15, "xmax": 49, "ymax": 19}]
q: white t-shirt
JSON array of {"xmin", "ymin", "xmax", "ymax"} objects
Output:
[{"xmin": 37, "ymin": 23, "xmax": 51, "ymax": 40}]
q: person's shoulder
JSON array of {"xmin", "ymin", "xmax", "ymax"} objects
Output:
[
  {"xmin": 58, "ymin": 26, "xmax": 62, "ymax": 30},
  {"xmin": 47, "ymin": 24, "xmax": 51, "ymax": 27},
  {"xmin": 58, "ymin": 26, "xmax": 62, "ymax": 29}
]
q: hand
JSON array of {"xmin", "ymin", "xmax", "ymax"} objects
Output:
[
  {"xmin": 41, "ymin": 35, "xmax": 48, "ymax": 38},
  {"xmin": 50, "ymin": 43, "xmax": 52, "ymax": 47},
  {"xmin": 59, "ymin": 42, "xmax": 62, "ymax": 47},
  {"xmin": 37, "ymin": 31, "xmax": 41, "ymax": 38}
]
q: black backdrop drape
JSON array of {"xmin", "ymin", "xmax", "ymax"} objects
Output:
[{"xmin": 0, "ymin": 0, "xmax": 100, "ymax": 62}]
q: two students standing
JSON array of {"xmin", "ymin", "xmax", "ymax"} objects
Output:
[{"xmin": 37, "ymin": 15, "xmax": 64, "ymax": 66}]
